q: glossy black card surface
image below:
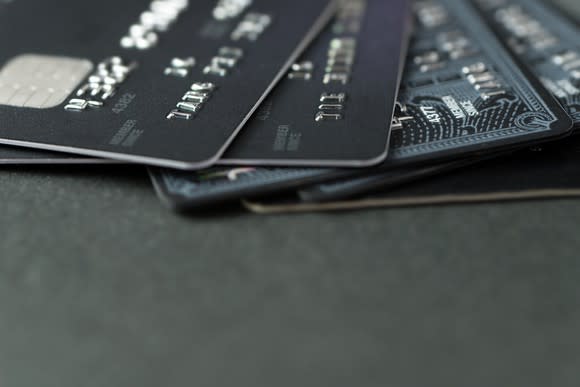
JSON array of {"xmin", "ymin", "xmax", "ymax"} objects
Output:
[
  {"xmin": 0, "ymin": 0, "xmax": 335, "ymax": 169},
  {"xmin": 219, "ymin": 0, "xmax": 412, "ymax": 167}
]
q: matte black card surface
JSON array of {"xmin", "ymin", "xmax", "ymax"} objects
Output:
[
  {"xmin": 219, "ymin": 0, "xmax": 412, "ymax": 167},
  {"xmin": 244, "ymin": 137, "xmax": 580, "ymax": 214},
  {"xmin": 0, "ymin": 0, "xmax": 335, "ymax": 169}
]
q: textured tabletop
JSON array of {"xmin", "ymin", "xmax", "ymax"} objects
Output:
[{"xmin": 0, "ymin": 166, "xmax": 579, "ymax": 387}]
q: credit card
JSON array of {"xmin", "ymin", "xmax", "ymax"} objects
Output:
[
  {"xmin": 150, "ymin": 167, "xmax": 343, "ymax": 211},
  {"xmin": 475, "ymin": 0, "xmax": 580, "ymax": 128},
  {"xmin": 151, "ymin": 0, "xmax": 573, "ymax": 210},
  {"xmin": 244, "ymin": 138, "xmax": 580, "ymax": 214},
  {"xmin": 0, "ymin": 0, "xmax": 335, "ymax": 169},
  {"xmin": 219, "ymin": 0, "xmax": 412, "ymax": 167},
  {"xmin": 378, "ymin": 0, "xmax": 571, "ymax": 164}
]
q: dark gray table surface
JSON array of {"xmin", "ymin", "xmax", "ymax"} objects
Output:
[{"xmin": 1, "ymin": 165, "xmax": 579, "ymax": 387}]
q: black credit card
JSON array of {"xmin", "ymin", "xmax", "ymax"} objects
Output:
[
  {"xmin": 0, "ymin": 0, "xmax": 335, "ymax": 169},
  {"xmin": 244, "ymin": 137, "xmax": 580, "ymax": 214},
  {"xmin": 219, "ymin": 0, "xmax": 412, "ymax": 167},
  {"xmin": 378, "ymin": 0, "xmax": 572, "ymax": 164},
  {"xmin": 474, "ymin": 0, "xmax": 580, "ymax": 128},
  {"xmin": 150, "ymin": 0, "xmax": 574, "ymax": 210}
]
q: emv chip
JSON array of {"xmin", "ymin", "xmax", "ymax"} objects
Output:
[{"xmin": 0, "ymin": 54, "xmax": 92, "ymax": 109}]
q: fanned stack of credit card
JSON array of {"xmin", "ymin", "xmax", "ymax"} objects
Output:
[{"xmin": 0, "ymin": 0, "xmax": 579, "ymax": 214}]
